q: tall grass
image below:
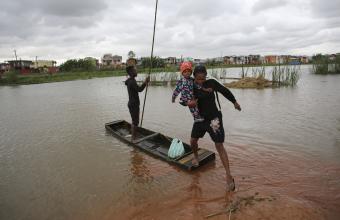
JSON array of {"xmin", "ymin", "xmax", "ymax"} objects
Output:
[
  {"xmin": 210, "ymin": 69, "xmax": 219, "ymax": 79},
  {"xmin": 5, "ymin": 70, "xmax": 19, "ymax": 83},
  {"xmin": 271, "ymin": 65, "xmax": 300, "ymax": 86},
  {"xmin": 312, "ymin": 55, "xmax": 340, "ymax": 74},
  {"xmin": 251, "ymin": 66, "xmax": 266, "ymax": 78},
  {"xmin": 220, "ymin": 68, "xmax": 227, "ymax": 78},
  {"xmin": 147, "ymin": 72, "xmax": 180, "ymax": 86},
  {"xmin": 241, "ymin": 64, "xmax": 249, "ymax": 78},
  {"xmin": 312, "ymin": 56, "xmax": 329, "ymax": 74}
]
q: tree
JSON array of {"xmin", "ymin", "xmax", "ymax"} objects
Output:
[
  {"xmin": 59, "ymin": 58, "xmax": 96, "ymax": 72},
  {"xmin": 141, "ymin": 56, "xmax": 165, "ymax": 68},
  {"xmin": 128, "ymin": 51, "xmax": 136, "ymax": 59}
]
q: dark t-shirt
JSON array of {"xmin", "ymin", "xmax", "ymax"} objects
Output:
[
  {"xmin": 125, "ymin": 77, "xmax": 146, "ymax": 106},
  {"xmin": 193, "ymin": 79, "xmax": 236, "ymax": 120}
]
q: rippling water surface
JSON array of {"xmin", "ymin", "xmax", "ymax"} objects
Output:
[{"xmin": 1, "ymin": 66, "xmax": 340, "ymax": 219}]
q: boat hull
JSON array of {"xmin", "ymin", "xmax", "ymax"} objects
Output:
[{"xmin": 105, "ymin": 120, "xmax": 215, "ymax": 171}]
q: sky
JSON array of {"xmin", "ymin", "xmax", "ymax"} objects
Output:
[{"xmin": 0, "ymin": 0, "xmax": 340, "ymax": 64}]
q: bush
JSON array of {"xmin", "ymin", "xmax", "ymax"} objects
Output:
[
  {"xmin": 311, "ymin": 54, "xmax": 340, "ymax": 74},
  {"xmin": 59, "ymin": 59, "xmax": 97, "ymax": 72},
  {"xmin": 5, "ymin": 70, "xmax": 19, "ymax": 83},
  {"xmin": 141, "ymin": 56, "xmax": 165, "ymax": 68},
  {"xmin": 312, "ymin": 54, "xmax": 328, "ymax": 74},
  {"xmin": 335, "ymin": 56, "xmax": 340, "ymax": 73}
]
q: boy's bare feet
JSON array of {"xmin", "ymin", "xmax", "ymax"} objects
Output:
[{"xmin": 192, "ymin": 157, "xmax": 199, "ymax": 167}]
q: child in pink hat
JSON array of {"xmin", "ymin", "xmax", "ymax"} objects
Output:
[{"xmin": 172, "ymin": 61, "xmax": 210, "ymax": 122}]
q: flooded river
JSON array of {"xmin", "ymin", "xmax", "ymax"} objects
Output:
[{"xmin": 1, "ymin": 66, "xmax": 340, "ymax": 219}]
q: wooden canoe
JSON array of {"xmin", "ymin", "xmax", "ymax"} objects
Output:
[{"xmin": 105, "ymin": 120, "xmax": 215, "ymax": 171}]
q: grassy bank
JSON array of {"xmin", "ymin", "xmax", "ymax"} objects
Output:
[
  {"xmin": 0, "ymin": 64, "xmax": 307, "ymax": 86},
  {"xmin": 0, "ymin": 70, "xmax": 127, "ymax": 85},
  {"xmin": 0, "ymin": 67, "xmax": 180, "ymax": 85}
]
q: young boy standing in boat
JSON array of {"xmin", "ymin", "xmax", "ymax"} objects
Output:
[{"xmin": 125, "ymin": 65, "xmax": 150, "ymax": 140}]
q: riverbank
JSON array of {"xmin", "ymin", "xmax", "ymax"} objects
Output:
[
  {"xmin": 0, "ymin": 67, "xmax": 175, "ymax": 85},
  {"xmin": 0, "ymin": 64, "xmax": 307, "ymax": 86},
  {"xmin": 0, "ymin": 70, "xmax": 126, "ymax": 85}
]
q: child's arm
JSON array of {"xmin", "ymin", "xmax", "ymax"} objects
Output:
[{"xmin": 172, "ymin": 80, "xmax": 182, "ymax": 103}]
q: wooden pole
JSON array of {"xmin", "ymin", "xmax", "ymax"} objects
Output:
[{"xmin": 140, "ymin": 0, "xmax": 158, "ymax": 127}]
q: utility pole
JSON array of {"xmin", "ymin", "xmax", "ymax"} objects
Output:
[{"xmin": 14, "ymin": 50, "xmax": 18, "ymax": 69}]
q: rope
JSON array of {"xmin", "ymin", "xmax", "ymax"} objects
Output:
[{"xmin": 140, "ymin": 0, "xmax": 158, "ymax": 127}]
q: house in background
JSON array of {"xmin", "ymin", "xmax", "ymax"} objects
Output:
[
  {"xmin": 30, "ymin": 60, "xmax": 58, "ymax": 73},
  {"xmin": 31, "ymin": 60, "xmax": 57, "ymax": 69},
  {"xmin": 248, "ymin": 55, "xmax": 262, "ymax": 64},
  {"xmin": 265, "ymin": 55, "xmax": 278, "ymax": 64},
  {"xmin": 223, "ymin": 56, "xmax": 233, "ymax": 64},
  {"xmin": 193, "ymin": 58, "xmax": 206, "ymax": 65},
  {"xmin": 0, "ymin": 62, "xmax": 10, "ymax": 74},
  {"xmin": 234, "ymin": 56, "xmax": 247, "ymax": 64},
  {"xmin": 164, "ymin": 57, "xmax": 177, "ymax": 67},
  {"xmin": 299, "ymin": 56, "xmax": 309, "ymax": 64},
  {"xmin": 277, "ymin": 55, "xmax": 290, "ymax": 64},
  {"xmin": 112, "ymin": 55, "xmax": 122, "ymax": 68},
  {"xmin": 287, "ymin": 56, "xmax": 300, "ymax": 65},
  {"xmin": 101, "ymin": 54, "xmax": 122, "ymax": 68},
  {"xmin": 213, "ymin": 57, "xmax": 224, "ymax": 64},
  {"xmin": 7, "ymin": 60, "xmax": 33, "ymax": 74},
  {"xmin": 102, "ymin": 54, "xmax": 113, "ymax": 66}
]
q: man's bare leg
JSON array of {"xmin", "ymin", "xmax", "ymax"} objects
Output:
[
  {"xmin": 215, "ymin": 143, "xmax": 235, "ymax": 190},
  {"xmin": 190, "ymin": 138, "xmax": 199, "ymax": 166}
]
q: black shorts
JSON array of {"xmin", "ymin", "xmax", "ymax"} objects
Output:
[
  {"xmin": 191, "ymin": 112, "xmax": 225, "ymax": 143},
  {"xmin": 128, "ymin": 104, "xmax": 140, "ymax": 126}
]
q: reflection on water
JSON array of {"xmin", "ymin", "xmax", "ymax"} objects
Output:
[{"xmin": 1, "ymin": 66, "xmax": 340, "ymax": 219}]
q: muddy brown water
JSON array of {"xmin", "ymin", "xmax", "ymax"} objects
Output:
[{"xmin": 1, "ymin": 66, "xmax": 340, "ymax": 219}]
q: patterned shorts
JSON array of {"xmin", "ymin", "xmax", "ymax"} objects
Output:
[{"xmin": 191, "ymin": 112, "xmax": 225, "ymax": 143}]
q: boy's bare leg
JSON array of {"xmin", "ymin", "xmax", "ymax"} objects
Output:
[
  {"xmin": 131, "ymin": 124, "xmax": 137, "ymax": 140},
  {"xmin": 190, "ymin": 138, "xmax": 199, "ymax": 166},
  {"xmin": 215, "ymin": 143, "xmax": 234, "ymax": 186}
]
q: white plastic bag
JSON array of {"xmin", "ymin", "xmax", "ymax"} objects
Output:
[{"xmin": 168, "ymin": 138, "xmax": 185, "ymax": 159}]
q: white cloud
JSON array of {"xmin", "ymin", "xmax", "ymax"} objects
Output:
[
  {"xmin": 0, "ymin": 0, "xmax": 340, "ymax": 64},
  {"xmin": 252, "ymin": 0, "xmax": 288, "ymax": 13}
]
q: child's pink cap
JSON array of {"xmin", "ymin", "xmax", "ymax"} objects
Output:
[{"xmin": 180, "ymin": 61, "xmax": 192, "ymax": 73}]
